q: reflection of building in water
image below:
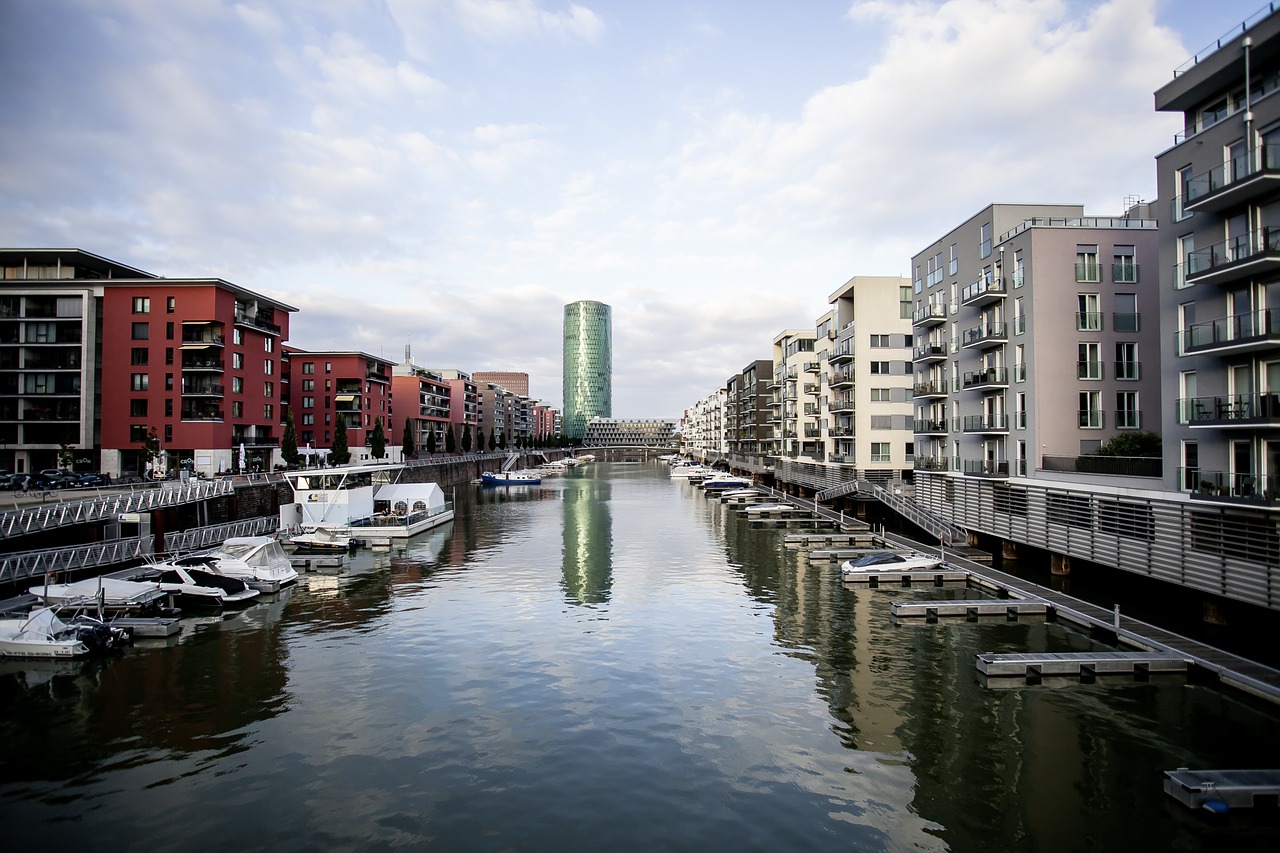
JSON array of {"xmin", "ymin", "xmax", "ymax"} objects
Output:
[{"xmin": 561, "ymin": 474, "xmax": 613, "ymax": 604}]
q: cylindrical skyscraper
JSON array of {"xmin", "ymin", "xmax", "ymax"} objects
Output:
[{"xmin": 562, "ymin": 300, "xmax": 612, "ymax": 440}]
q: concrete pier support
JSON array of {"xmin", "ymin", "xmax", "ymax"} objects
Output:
[
  {"xmin": 1050, "ymin": 553, "xmax": 1071, "ymax": 576},
  {"xmin": 1001, "ymin": 540, "xmax": 1019, "ymax": 560},
  {"xmin": 1203, "ymin": 600, "xmax": 1228, "ymax": 626}
]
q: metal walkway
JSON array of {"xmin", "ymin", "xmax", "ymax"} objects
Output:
[
  {"xmin": 814, "ymin": 479, "xmax": 967, "ymax": 546},
  {"xmin": 0, "ymin": 479, "xmax": 235, "ymax": 542}
]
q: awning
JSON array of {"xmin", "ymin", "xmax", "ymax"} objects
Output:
[{"xmin": 335, "ymin": 394, "xmax": 358, "ymax": 402}]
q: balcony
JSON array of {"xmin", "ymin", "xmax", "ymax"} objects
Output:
[
  {"xmin": 914, "ymin": 456, "xmax": 950, "ymax": 471},
  {"xmin": 1111, "ymin": 262, "xmax": 1139, "ymax": 284},
  {"xmin": 1042, "ymin": 455, "xmax": 1161, "ymax": 477},
  {"xmin": 181, "ymin": 405, "xmax": 224, "ymax": 422},
  {"xmin": 803, "ymin": 427, "xmax": 821, "ymax": 439},
  {"xmin": 961, "ymin": 276, "xmax": 1006, "ymax": 307},
  {"xmin": 802, "ymin": 383, "xmax": 820, "ymax": 394},
  {"xmin": 912, "ymin": 381, "xmax": 947, "ymax": 399},
  {"xmin": 181, "ymin": 356, "xmax": 225, "ymax": 372},
  {"xmin": 963, "ymin": 459, "xmax": 1009, "ymax": 478},
  {"xmin": 1186, "ymin": 469, "xmax": 1277, "ymax": 506},
  {"xmin": 232, "ymin": 428, "xmax": 279, "ymax": 447},
  {"xmin": 912, "ymin": 303, "xmax": 948, "ymax": 327},
  {"xmin": 915, "ymin": 418, "xmax": 948, "ymax": 435},
  {"xmin": 1185, "ymin": 228, "xmax": 1280, "ymax": 287},
  {"xmin": 1113, "ymin": 312, "xmax": 1141, "ymax": 332},
  {"xmin": 1114, "ymin": 360, "xmax": 1141, "ymax": 380},
  {"xmin": 367, "ymin": 369, "xmax": 390, "ymax": 384},
  {"xmin": 1076, "ymin": 360, "xmax": 1104, "ymax": 380},
  {"xmin": 803, "ymin": 361, "xmax": 821, "ymax": 373},
  {"xmin": 962, "ymin": 414, "xmax": 1008, "ymax": 433},
  {"xmin": 961, "ymin": 322, "xmax": 1007, "ymax": 349},
  {"xmin": 1184, "ymin": 143, "xmax": 1280, "ymax": 214},
  {"xmin": 181, "ymin": 381, "xmax": 225, "ymax": 397},
  {"xmin": 1182, "ymin": 309, "xmax": 1280, "ymax": 356},
  {"xmin": 913, "ymin": 343, "xmax": 947, "ymax": 362},
  {"xmin": 829, "ymin": 347, "xmax": 854, "ymax": 365},
  {"xmin": 1182, "ymin": 393, "xmax": 1280, "ymax": 428},
  {"xmin": 829, "ymin": 400, "xmax": 855, "ymax": 413},
  {"xmin": 962, "ymin": 367, "xmax": 1008, "ymax": 390},
  {"xmin": 829, "ymin": 369, "xmax": 854, "ymax": 389},
  {"xmin": 233, "ymin": 310, "xmax": 282, "ymax": 336}
]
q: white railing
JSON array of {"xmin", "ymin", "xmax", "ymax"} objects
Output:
[{"xmin": 0, "ymin": 480, "xmax": 236, "ymax": 541}]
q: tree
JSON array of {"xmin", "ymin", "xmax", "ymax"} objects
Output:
[
  {"xmin": 1095, "ymin": 430, "xmax": 1161, "ymax": 458},
  {"xmin": 370, "ymin": 417, "xmax": 387, "ymax": 460},
  {"xmin": 445, "ymin": 425, "xmax": 456, "ymax": 453},
  {"xmin": 281, "ymin": 410, "xmax": 300, "ymax": 467},
  {"xmin": 141, "ymin": 427, "xmax": 161, "ymax": 477},
  {"xmin": 331, "ymin": 416, "xmax": 351, "ymax": 465},
  {"xmin": 462, "ymin": 424, "xmax": 473, "ymax": 453},
  {"xmin": 497, "ymin": 431, "xmax": 507, "ymax": 450},
  {"xmin": 402, "ymin": 417, "xmax": 416, "ymax": 459},
  {"xmin": 488, "ymin": 429, "xmax": 497, "ymax": 451},
  {"xmin": 476, "ymin": 428, "xmax": 486, "ymax": 453},
  {"xmin": 58, "ymin": 442, "xmax": 75, "ymax": 471},
  {"xmin": 426, "ymin": 426, "xmax": 438, "ymax": 455}
]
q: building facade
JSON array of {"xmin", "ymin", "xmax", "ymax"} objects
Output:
[
  {"xmin": 283, "ymin": 349, "xmax": 393, "ymax": 463},
  {"xmin": 582, "ymin": 418, "xmax": 677, "ymax": 446},
  {"xmin": 471, "ymin": 371, "xmax": 529, "ymax": 397},
  {"xmin": 391, "ymin": 348, "xmax": 453, "ymax": 454},
  {"xmin": 562, "ymin": 300, "xmax": 612, "ymax": 439}
]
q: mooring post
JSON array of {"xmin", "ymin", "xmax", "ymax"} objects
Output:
[{"xmin": 1113, "ymin": 604, "xmax": 1120, "ymax": 629}]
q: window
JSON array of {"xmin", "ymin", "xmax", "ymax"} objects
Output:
[
  {"xmin": 1113, "ymin": 245, "xmax": 1137, "ymax": 283},
  {"xmin": 324, "ymin": 396, "xmax": 330, "ymax": 408},
  {"xmin": 1176, "ymin": 234, "xmax": 1195, "ymax": 288},
  {"xmin": 132, "ymin": 296, "xmax": 150, "ymax": 314},
  {"xmin": 1078, "ymin": 391, "xmax": 1101, "ymax": 428},
  {"xmin": 165, "ymin": 347, "xmax": 173, "ymax": 365},
  {"xmin": 1182, "ymin": 441, "xmax": 1199, "ymax": 490},
  {"xmin": 165, "ymin": 373, "xmax": 173, "ymax": 390},
  {"xmin": 870, "ymin": 388, "xmax": 891, "ymax": 402},
  {"xmin": 232, "ymin": 376, "xmax": 243, "ymax": 394},
  {"xmin": 1114, "ymin": 293, "xmax": 1139, "ymax": 332},
  {"xmin": 325, "ymin": 431, "xmax": 331, "ymax": 443},
  {"xmin": 948, "ymin": 243, "xmax": 958, "ymax": 275},
  {"xmin": 129, "ymin": 425, "xmax": 148, "ymax": 443},
  {"xmin": 870, "ymin": 361, "xmax": 890, "ymax": 374},
  {"xmin": 232, "ymin": 401, "xmax": 243, "ymax": 418},
  {"xmin": 1078, "ymin": 342, "xmax": 1102, "ymax": 379},
  {"xmin": 325, "ymin": 362, "xmax": 332, "ymax": 374},
  {"xmin": 264, "ymin": 404, "xmax": 273, "ymax": 419},
  {"xmin": 131, "ymin": 322, "xmax": 149, "ymax": 340},
  {"xmin": 263, "ymin": 381, "xmax": 274, "ymax": 398},
  {"xmin": 264, "ymin": 338, "xmax": 274, "ymax": 353},
  {"xmin": 870, "ymin": 334, "xmax": 890, "ymax": 348},
  {"xmin": 165, "ymin": 321, "xmax": 174, "ymax": 340},
  {"xmin": 1075, "ymin": 244, "xmax": 1100, "ymax": 282},
  {"xmin": 900, "ymin": 286, "xmax": 911, "ymax": 319},
  {"xmin": 131, "ymin": 373, "xmax": 149, "ymax": 390},
  {"xmin": 233, "ymin": 328, "xmax": 243, "ymax": 345},
  {"xmin": 1116, "ymin": 342, "xmax": 1139, "ymax": 380},
  {"xmin": 233, "ymin": 353, "xmax": 244, "ymax": 369},
  {"xmin": 130, "ymin": 399, "xmax": 147, "ymax": 417},
  {"xmin": 871, "ymin": 442, "xmax": 891, "ymax": 462},
  {"xmin": 264, "ymin": 359, "xmax": 273, "ymax": 375},
  {"xmin": 1076, "ymin": 294, "xmax": 1101, "ymax": 330},
  {"xmin": 302, "ymin": 413, "xmax": 314, "ymax": 425},
  {"xmin": 302, "ymin": 379, "xmax": 314, "ymax": 391},
  {"xmin": 1116, "ymin": 391, "xmax": 1139, "ymax": 429},
  {"xmin": 303, "ymin": 362, "xmax": 315, "ymax": 374},
  {"xmin": 979, "ymin": 222, "xmax": 992, "ymax": 259},
  {"xmin": 303, "ymin": 396, "xmax": 314, "ymax": 408},
  {"xmin": 166, "ymin": 296, "xmax": 175, "ymax": 313},
  {"xmin": 164, "ymin": 425, "xmax": 172, "ymax": 443},
  {"xmin": 164, "ymin": 399, "xmax": 172, "ymax": 417},
  {"xmin": 131, "ymin": 348, "xmax": 149, "ymax": 365}
]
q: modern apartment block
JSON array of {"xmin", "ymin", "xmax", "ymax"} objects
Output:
[
  {"xmin": 683, "ymin": 388, "xmax": 727, "ymax": 456},
  {"xmin": 472, "ymin": 371, "xmax": 529, "ymax": 397},
  {"xmin": 391, "ymin": 348, "xmax": 453, "ymax": 453},
  {"xmin": 1156, "ymin": 10, "xmax": 1280, "ymax": 508},
  {"xmin": 911, "ymin": 204, "xmax": 1162, "ymax": 482},
  {"xmin": 432, "ymin": 368, "xmax": 479, "ymax": 447},
  {"xmin": 770, "ymin": 328, "xmax": 818, "ymax": 459},
  {"xmin": 1, "ymin": 248, "xmax": 295, "ymax": 478},
  {"xmin": 562, "ymin": 300, "xmax": 612, "ymax": 439},
  {"xmin": 724, "ymin": 360, "xmax": 772, "ymax": 470},
  {"xmin": 582, "ymin": 418, "xmax": 676, "ymax": 446},
  {"xmin": 282, "ymin": 349, "xmax": 393, "ymax": 460}
]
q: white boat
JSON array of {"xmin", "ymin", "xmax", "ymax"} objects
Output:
[
  {"xmin": 670, "ymin": 465, "xmax": 714, "ymax": 479},
  {"xmin": 481, "ymin": 470, "xmax": 542, "ymax": 486},
  {"xmin": 174, "ymin": 536, "xmax": 298, "ymax": 593},
  {"xmin": 700, "ymin": 475, "xmax": 752, "ymax": 490},
  {"xmin": 840, "ymin": 551, "xmax": 944, "ymax": 579},
  {"xmin": 279, "ymin": 526, "xmax": 354, "ymax": 554},
  {"xmin": 28, "ymin": 577, "xmax": 170, "ymax": 613},
  {"xmin": 279, "ymin": 463, "xmax": 455, "ymax": 543},
  {"xmin": 0, "ymin": 608, "xmax": 128, "ymax": 658},
  {"xmin": 743, "ymin": 502, "xmax": 795, "ymax": 514},
  {"xmin": 720, "ymin": 489, "xmax": 762, "ymax": 499},
  {"xmin": 137, "ymin": 564, "xmax": 261, "ymax": 608}
]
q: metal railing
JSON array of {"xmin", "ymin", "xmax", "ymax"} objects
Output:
[
  {"xmin": 0, "ymin": 479, "xmax": 235, "ymax": 541},
  {"xmin": 814, "ymin": 478, "xmax": 966, "ymax": 545}
]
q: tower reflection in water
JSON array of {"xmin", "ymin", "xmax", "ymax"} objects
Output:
[{"xmin": 560, "ymin": 470, "xmax": 612, "ymax": 605}]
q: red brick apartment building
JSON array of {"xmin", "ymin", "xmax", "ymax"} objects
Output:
[
  {"xmin": 1, "ymin": 249, "xmax": 294, "ymax": 478},
  {"xmin": 282, "ymin": 348, "xmax": 393, "ymax": 461}
]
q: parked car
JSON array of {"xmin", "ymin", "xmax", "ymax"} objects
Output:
[
  {"xmin": 38, "ymin": 469, "xmax": 78, "ymax": 488},
  {"xmin": 0, "ymin": 474, "xmax": 28, "ymax": 491},
  {"xmin": 75, "ymin": 472, "xmax": 111, "ymax": 488}
]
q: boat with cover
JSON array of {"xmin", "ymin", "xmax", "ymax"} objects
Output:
[
  {"xmin": 279, "ymin": 526, "xmax": 355, "ymax": 554},
  {"xmin": 700, "ymin": 475, "xmax": 753, "ymax": 490},
  {"xmin": 0, "ymin": 608, "xmax": 128, "ymax": 658},
  {"xmin": 839, "ymin": 551, "xmax": 943, "ymax": 579},
  {"xmin": 172, "ymin": 536, "xmax": 298, "ymax": 593},
  {"xmin": 481, "ymin": 471, "xmax": 542, "ymax": 486},
  {"xmin": 136, "ymin": 564, "xmax": 261, "ymax": 608},
  {"xmin": 27, "ymin": 577, "xmax": 170, "ymax": 614}
]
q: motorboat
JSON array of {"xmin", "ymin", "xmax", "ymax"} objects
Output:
[
  {"xmin": 840, "ymin": 551, "xmax": 943, "ymax": 579},
  {"xmin": 136, "ymin": 563, "xmax": 261, "ymax": 608},
  {"xmin": 28, "ymin": 576, "xmax": 170, "ymax": 614},
  {"xmin": 173, "ymin": 536, "xmax": 298, "ymax": 593},
  {"xmin": 720, "ymin": 489, "xmax": 762, "ymax": 499},
  {"xmin": 0, "ymin": 608, "xmax": 128, "ymax": 658},
  {"xmin": 670, "ymin": 465, "xmax": 714, "ymax": 479},
  {"xmin": 700, "ymin": 475, "xmax": 753, "ymax": 490},
  {"xmin": 481, "ymin": 471, "xmax": 542, "ymax": 486},
  {"xmin": 742, "ymin": 502, "xmax": 795, "ymax": 513},
  {"xmin": 279, "ymin": 526, "xmax": 355, "ymax": 554}
]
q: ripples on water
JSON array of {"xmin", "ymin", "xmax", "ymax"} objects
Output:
[{"xmin": 1, "ymin": 463, "xmax": 1279, "ymax": 851}]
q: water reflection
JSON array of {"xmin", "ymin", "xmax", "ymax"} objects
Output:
[{"xmin": 561, "ymin": 470, "xmax": 612, "ymax": 605}]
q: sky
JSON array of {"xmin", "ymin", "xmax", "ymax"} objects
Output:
[{"xmin": 0, "ymin": 0, "xmax": 1269, "ymax": 418}]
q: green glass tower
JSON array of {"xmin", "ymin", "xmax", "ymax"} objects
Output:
[{"xmin": 562, "ymin": 300, "xmax": 612, "ymax": 440}]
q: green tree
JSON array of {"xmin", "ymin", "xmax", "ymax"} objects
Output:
[
  {"xmin": 476, "ymin": 428, "xmax": 486, "ymax": 453},
  {"xmin": 370, "ymin": 417, "xmax": 387, "ymax": 460},
  {"xmin": 1095, "ymin": 430, "xmax": 1161, "ymax": 457},
  {"xmin": 331, "ymin": 416, "xmax": 351, "ymax": 465},
  {"xmin": 142, "ymin": 427, "xmax": 161, "ymax": 477},
  {"xmin": 58, "ymin": 443, "xmax": 75, "ymax": 470},
  {"xmin": 498, "ymin": 431, "xmax": 507, "ymax": 450},
  {"xmin": 462, "ymin": 424, "xmax": 473, "ymax": 453},
  {"xmin": 281, "ymin": 409, "xmax": 300, "ymax": 467},
  {"xmin": 426, "ymin": 426, "xmax": 438, "ymax": 455},
  {"xmin": 402, "ymin": 417, "xmax": 416, "ymax": 459},
  {"xmin": 488, "ymin": 430, "xmax": 497, "ymax": 451},
  {"xmin": 445, "ymin": 426, "xmax": 457, "ymax": 453}
]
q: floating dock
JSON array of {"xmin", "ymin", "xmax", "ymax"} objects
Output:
[
  {"xmin": 841, "ymin": 568, "xmax": 970, "ymax": 586},
  {"xmin": 891, "ymin": 599, "xmax": 1048, "ymax": 619},
  {"xmin": 976, "ymin": 651, "xmax": 1189, "ymax": 678},
  {"xmin": 784, "ymin": 532, "xmax": 876, "ymax": 549},
  {"xmin": 111, "ymin": 616, "xmax": 182, "ymax": 638},
  {"xmin": 288, "ymin": 554, "xmax": 345, "ymax": 572},
  {"xmin": 1163, "ymin": 768, "xmax": 1280, "ymax": 810}
]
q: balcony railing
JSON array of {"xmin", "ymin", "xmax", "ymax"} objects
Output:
[
  {"xmin": 180, "ymin": 382, "xmax": 225, "ymax": 397},
  {"xmin": 1075, "ymin": 312, "xmax": 1103, "ymax": 331},
  {"xmin": 1180, "ymin": 393, "xmax": 1280, "ymax": 426},
  {"xmin": 1111, "ymin": 262, "xmax": 1139, "ymax": 283},
  {"xmin": 233, "ymin": 311, "xmax": 281, "ymax": 335},
  {"xmin": 1077, "ymin": 360, "xmax": 1103, "ymax": 380},
  {"xmin": 1013, "ymin": 363, "xmax": 1026, "ymax": 382},
  {"xmin": 961, "ymin": 322, "xmax": 1007, "ymax": 348},
  {"xmin": 1182, "ymin": 309, "xmax": 1280, "ymax": 354},
  {"xmin": 912, "ymin": 304, "xmax": 948, "ymax": 326},
  {"xmin": 1113, "ymin": 312, "xmax": 1141, "ymax": 332},
  {"xmin": 961, "ymin": 276, "xmax": 1007, "ymax": 305},
  {"xmin": 1075, "ymin": 262, "xmax": 1101, "ymax": 283},
  {"xmin": 962, "ymin": 367, "xmax": 1008, "ymax": 389},
  {"xmin": 1042, "ymin": 454, "xmax": 1160, "ymax": 477},
  {"xmin": 829, "ymin": 400, "xmax": 855, "ymax": 413},
  {"xmin": 1077, "ymin": 409, "xmax": 1103, "ymax": 428},
  {"xmin": 181, "ymin": 357, "xmax": 225, "ymax": 371},
  {"xmin": 914, "ymin": 456, "xmax": 949, "ymax": 471},
  {"xmin": 1185, "ymin": 227, "xmax": 1280, "ymax": 284},
  {"xmin": 912, "ymin": 381, "xmax": 947, "ymax": 397},
  {"xmin": 963, "ymin": 459, "xmax": 1009, "ymax": 477},
  {"xmin": 962, "ymin": 414, "xmax": 1008, "ymax": 432},
  {"xmin": 913, "ymin": 344, "xmax": 947, "ymax": 361},
  {"xmin": 1114, "ymin": 361, "xmax": 1140, "ymax": 380},
  {"xmin": 1184, "ymin": 143, "xmax": 1280, "ymax": 210},
  {"xmin": 915, "ymin": 418, "xmax": 947, "ymax": 433},
  {"xmin": 1185, "ymin": 469, "xmax": 1276, "ymax": 506}
]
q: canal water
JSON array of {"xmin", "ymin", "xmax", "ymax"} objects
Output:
[{"xmin": 2, "ymin": 463, "xmax": 1278, "ymax": 851}]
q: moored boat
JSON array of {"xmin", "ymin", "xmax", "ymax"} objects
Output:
[
  {"xmin": 839, "ymin": 551, "xmax": 943, "ymax": 579},
  {"xmin": 481, "ymin": 471, "xmax": 542, "ymax": 486},
  {"xmin": 173, "ymin": 536, "xmax": 299, "ymax": 593},
  {"xmin": 0, "ymin": 608, "xmax": 128, "ymax": 658}
]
